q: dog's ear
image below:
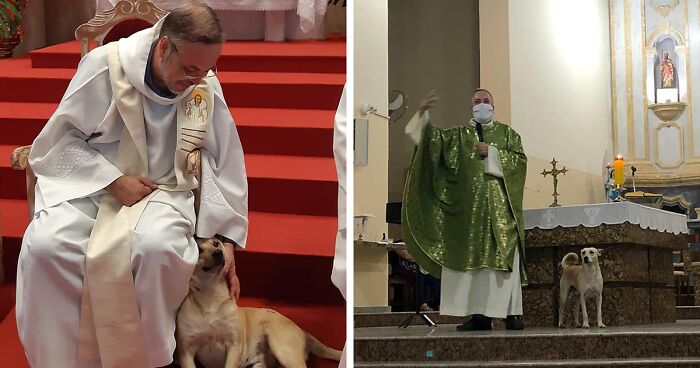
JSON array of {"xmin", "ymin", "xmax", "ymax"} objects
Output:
[{"xmin": 597, "ymin": 248, "xmax": 605, "ymax": 255}]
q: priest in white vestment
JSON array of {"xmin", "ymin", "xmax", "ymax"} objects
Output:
[
  {"xmin": 331, "ymin": 85, "xmax": 347, "ymax": 367},
  {"xmin": 16, "ymin": 5, "xmax": 248, "ymax": 367}
]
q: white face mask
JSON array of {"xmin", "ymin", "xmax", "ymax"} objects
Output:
[{"xmin": 472, "ymin": 103, "xmax": 494, "ymax": 124}]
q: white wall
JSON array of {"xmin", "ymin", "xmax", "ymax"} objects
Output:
[
  {"xmin": 354, "ymin": 0, "xmax": 389, "ymax": 308},
  {"xmin": 509, "ymin": 0, "xmax": 613, "ymax": 176},
  {"xmin": 504, "ymin": 0, "xmax": 613, "ymax": 207},
  {"xmin": 354, "ymin": 0, "xmax": 388, "ymax": 241},
  {"xmin": 480, "ymin": 0, "xmax": 511, "ymax": 123}
]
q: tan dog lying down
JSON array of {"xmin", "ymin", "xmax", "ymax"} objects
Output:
[{"xmin": 176, "ymin": 238, "xmax": 342, "ymax": 368}]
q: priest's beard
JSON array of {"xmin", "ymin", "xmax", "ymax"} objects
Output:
[{"xmin": 161, "ymin": 52, "xmax": 189, "ymax": 95}]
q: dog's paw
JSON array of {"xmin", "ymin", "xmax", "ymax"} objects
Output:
[
  {"xmin": 598, "ymin": 323, "xmax": 606, "ymax": 328},
  {"xmin": 558, "ymin": 324, "xmax": 565, "ymax": 328},
  {"xmin": 582, "ymin": 322, "xmax": 590, "ymax": 328}
]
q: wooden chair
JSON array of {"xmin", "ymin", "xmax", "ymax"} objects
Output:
[{"xmin": 75, "ymin": 0, "xmax": 167, "ymax": 57}]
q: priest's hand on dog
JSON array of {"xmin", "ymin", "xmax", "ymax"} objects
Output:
[
  {"xmin": 106, "ymin": 175, "xmax": 159, "ymax": 206},
  {"xmin": 221, "ymin": 242, "xmax": 240, "ymax": 300}
]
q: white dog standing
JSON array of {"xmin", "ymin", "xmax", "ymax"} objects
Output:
[{"xmin": 558, "ymin": 247, "xmax": 606, "ymax": 328}]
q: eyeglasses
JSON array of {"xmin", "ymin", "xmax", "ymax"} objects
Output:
[{"xmin": 169, "ymin": 39, "xmax": 217, "ymax": 81}]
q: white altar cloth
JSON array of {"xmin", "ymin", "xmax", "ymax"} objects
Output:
[
  {"xmin": 96, "ymin": 0, "xmax": 328, "ymax": 40},
  {"xmin": 524, "ymin": 202, "xmax": 688, "ymax": 235}
]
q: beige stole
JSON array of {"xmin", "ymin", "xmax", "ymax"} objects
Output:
[{"xmin": 77, "ymin": 42, "xmax": 213, "ymax": 367}]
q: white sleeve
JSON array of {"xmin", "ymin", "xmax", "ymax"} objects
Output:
[
  {"xmin": 485, "ymin": 145, "xmax": 504, "ymax": 178},
  {"xmin": 331, "ymin": 85, "xmax": 347, "ymax": 300},
  {"xmin": 405, "ymin": 110, "xmax": 430, "ymax": 145},
  {"xmin": 196, "ymin": 91, "xmax": 249, "ymax": 248},
  {"xmin": 29, "ymin": 48, "xmax": 123, "ymax": 210}
]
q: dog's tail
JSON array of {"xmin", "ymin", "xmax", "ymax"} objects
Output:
[
  {"xmin": 561, "ymin": 253, "xmax": 579, "ymax": 268},
  {"xmin": 306, "ymin": 333, "xmax": 343, "ymax": 361}
]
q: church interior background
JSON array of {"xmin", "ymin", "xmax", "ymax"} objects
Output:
[{"xmin": 354, "ymin": 0, "xmax": 700, "ymax": 366}]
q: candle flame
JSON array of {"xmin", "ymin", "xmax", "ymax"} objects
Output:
[{"xmin": 616, "ymin": 154, "xmax": 623, "ymax": 160}]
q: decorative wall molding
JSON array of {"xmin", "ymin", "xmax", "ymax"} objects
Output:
[{"xmin": 610, "ymin": 0, "xmax": 700, "ymax": 185}]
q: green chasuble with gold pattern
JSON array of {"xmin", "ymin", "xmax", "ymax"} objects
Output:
[{"xmin": 402, "ymin": 119, "xmax": 527, "ymax": 279}]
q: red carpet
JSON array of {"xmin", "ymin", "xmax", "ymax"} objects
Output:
[{"xmin": 0, "ymin": 39, "xmax": 345, "ymax": 367}]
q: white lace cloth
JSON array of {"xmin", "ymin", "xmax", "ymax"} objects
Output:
[
  {"xmin": 96, "ymin": 0, "xmax": 327, "ymax": 32},
  {"xmin": 524, "ymin": 202, "xmax": 689, "ymax": 235}
]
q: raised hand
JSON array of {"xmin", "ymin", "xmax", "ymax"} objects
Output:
[{"xmin": 419, "ymin": 90, "xmax": 439, "ymax": 115}]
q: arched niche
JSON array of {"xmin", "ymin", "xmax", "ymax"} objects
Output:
[{"xmin": 645, "ymin": 30, "xmax": 687, "ymax": 104}]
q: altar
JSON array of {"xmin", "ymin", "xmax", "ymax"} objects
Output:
[
  {"xmin": 96, "ymin": 0, "xmax": 330, "ymax": 41},
  {"xmin": 523, "ymin": 202, "xmax": 688, "ymax": 327}
]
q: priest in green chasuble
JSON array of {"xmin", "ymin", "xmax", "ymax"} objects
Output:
[{"xmin": 402, "ymin": 89, "xmax": 527, "ymax": 330}]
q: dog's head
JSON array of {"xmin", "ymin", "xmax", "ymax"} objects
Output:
[
  {"xmin": 580, "ymin": 247, "xmax": 603, "ymax": 265},
  {"xmin": 190, "ymin": 238, "xmax": 227, "ymax": 289}
]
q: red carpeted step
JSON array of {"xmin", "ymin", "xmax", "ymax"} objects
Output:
[
  {"xmin": 245, "ymin": 211, "xmax": 337, "ymax": 257},
  {"xmin": 0, "ymin": 300, "xmax": 343, "ymax": 368},
  {"xmin": 0, "ymin": 149, "xmax": 338, "ymax": 216},
  {"xmin": 0, "ymin": 282, "xmax": 15, "ymax": 321},
  {"xmin": 0, "ymin": 57, "xmax": 75, "ymax": 104},
  {"xmin": 236, "ymin": 250, "xmax": 342, "ymax": 304},
  {"xmin": 0, "ymin": 310, "xmax": 29, "ymax": 368},
  {"xmin": 31, "ymin": 40, "xmax": 346, "ymax": 74},
  {"xmin": 219, "ymin": 71, "xmax": 344, "ymax": 110},
  {"xmin": 0, "ymin": 59, "xmax": 345, "ymax": 109},
  {"xmin": 235, "ymin": 107, "xmax": 336, "ymax": 157},
  {"xmin": 0, "ymin": 102, "xmax": 54, "ymax": 146},
  {"xmin": 0, "ymin": 199, "xmax": 27, "ymax": 282},
  {"xmin": 0, "ymin": 199, "xmax": 28, "ymax": 239},
  {"xmin": 1, "ymin": 199, "xmax": 337, "ymax": 280},
  {"xmin": 246, "ymin": 154, "xmax": 338, "ymax": 216},
  {"xmin": 0, "ymin": 201, "xmax": 336, "ymax": 258},
  {"xmin": 0, "ymin": 103, "xmax": 336, "ymax": 156},
  {"xmin": 1, "ymin": 219, "xmax": 341, "ymax": 303},
  {"xmin": 1, "ymin": 237, "xmax": 20, "ymax": 283},
  {"xmin": 0, "ymin": 145, "xmax": 24, "ymax": 200}
]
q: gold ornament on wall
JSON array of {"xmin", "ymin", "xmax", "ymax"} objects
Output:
[
  {"xmin": 651, "ymin": 0, "xmax": 680, "ymax": 17},
  {"xmin": 648, "ymin": 101, "xmax": 687, "ymax": 122}
]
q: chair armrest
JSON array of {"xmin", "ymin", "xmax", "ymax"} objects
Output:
[
  {"xmin": 11, "ymin": 145, "xmax": 32, "ymax": 170},
  {"xmin": 10, "ymin": 145, "xmax": 36, "ymax": 220}
]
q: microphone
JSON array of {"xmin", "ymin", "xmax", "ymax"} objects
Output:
[{"xmin": 475, "ymin": 122, "xmax": 485, "ymax": 160}]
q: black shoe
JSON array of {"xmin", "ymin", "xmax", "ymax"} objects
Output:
[
  {"xmin": 505, "ymin": 315, "xmax": 525, "ymax": 330},
  {"xmin": 456, "ymin": 314, "xmax": 492, "ymax": 331}
]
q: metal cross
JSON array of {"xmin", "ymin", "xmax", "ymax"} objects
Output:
[{"xmin": 541, "ymin": 158, "xmax": 568, "ymax": 208}]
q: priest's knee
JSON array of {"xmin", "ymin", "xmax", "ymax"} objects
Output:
[
  {"xmin": 131, "ymin": 202, "xmax": 196, "ymax": 270},
  {"xmin": 131, "ymin": 224, "xmax": 194, "ymax": 265},
  {"xmin": 22, "ymin": 215, "xmax": 87, "ymax": 265}
]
